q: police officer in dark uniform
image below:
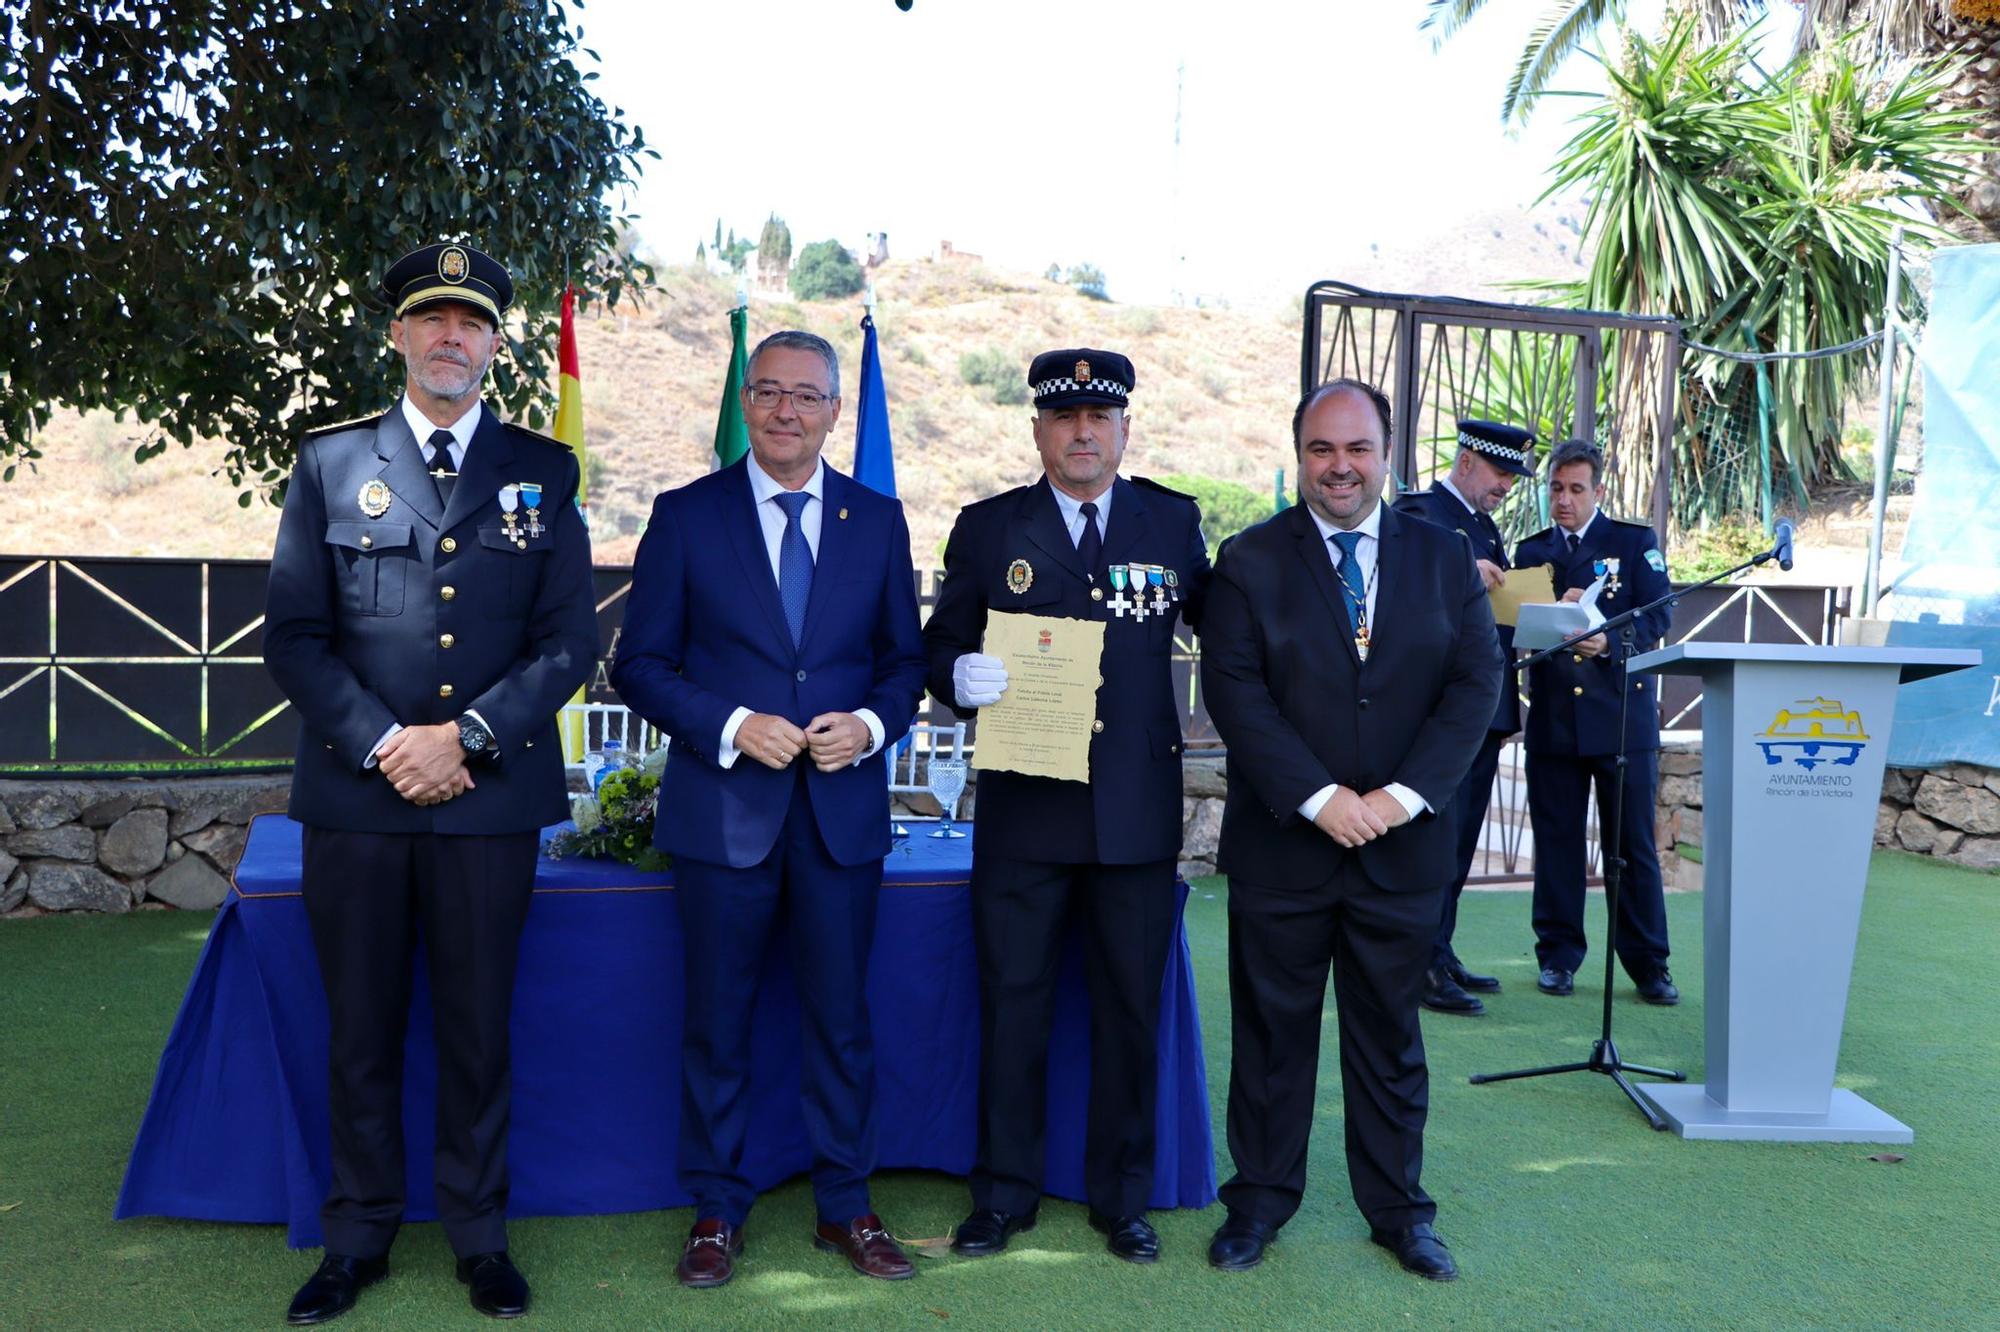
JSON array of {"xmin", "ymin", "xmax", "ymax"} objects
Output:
[
  {"xmin": 924, "ymin": 348, "xmax": 1210, "ymax": 1265},
  {"xmin": 1392, "ymin": 419, "xmax": 1536, "ymax": 1016},
  {"xmin": 1512, "ymin": 439, "xmax": 1677, "ymax": 1005},
  {"xmin": 263, "ymin": 243, "xmax": 597, "ymax": 1324}
]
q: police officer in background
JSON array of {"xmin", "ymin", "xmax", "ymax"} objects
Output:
[
  {"xmin": 924, "ymin": 349, "xmax": 1210, "ymax": 1265},
  {"xmin": 263, "ymin": 243, "xmax": 597, "ymax": 1323},
  {"xmin": 1392, "ymin": 419, "xmax": 1535, "ymax": 1016},
  {"xmin": 1512, "ymin": 439, "xmax": 1677, "ymax": 1005}
]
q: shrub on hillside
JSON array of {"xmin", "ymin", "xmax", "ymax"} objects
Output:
[
  {"xmin": 959, "ymin": 347, "xmax": 1027, "ymax": 405},
  {"xmin": 790, "ymin": 239, "xmax": 865, "ymax": 301},
  {"xmin": 1154, "ymin": 472, "xmax": 1275, "ymax": 557}
]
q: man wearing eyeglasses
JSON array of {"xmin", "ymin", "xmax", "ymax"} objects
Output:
[{"xmin": 611, "ymin": 329, "xmax": 927, "ymax": 1289}]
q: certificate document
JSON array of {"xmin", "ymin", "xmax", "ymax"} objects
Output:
[
  {"xmin": 1488, "ymin": 562, "xmax": 1556, "ymax": 628},
  {"xmin": 972, "ymin": 611, "xmax": 1106, "ymax": 784}
]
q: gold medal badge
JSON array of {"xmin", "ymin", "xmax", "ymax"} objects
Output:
[
  {"xmin": 1074, "ymin": 359, "xmax": 1091, "ymax": 383},
  {"xmin": 357, "ymin": 478, "xmax": 393, "ymax": 518},
  {"xmin": 439, "ymin": 246, "xmax": 469, "ymax": 283},
  {"xmin": 1005, "ymin": 558, "xmax": 1035, "ymax": 594}
]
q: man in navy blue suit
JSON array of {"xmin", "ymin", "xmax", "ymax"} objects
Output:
[
  {"xmin": 1512, "ymin": 439, "xmax": 1677, "ymax": 1005},
  {"xmin": 610, "ymin": 330, "xmax": 927, "ymax": 1290},
  {"xmin": 264, "ymin": 243, "xmax": 597, "ymax": 1324},
  {"xmin": 1391, "ymin": 419, "xmax": 1537, "ymax": 1016}
]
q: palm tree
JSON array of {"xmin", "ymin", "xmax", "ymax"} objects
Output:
[{"xmin": 1423, "ymin": 0, "xmax": 1997, "ymax": 240}]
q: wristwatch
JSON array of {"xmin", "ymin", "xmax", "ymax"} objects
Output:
[{"xmin": 455, "ymin": 713, "xmax": 498, "ymax": 760}]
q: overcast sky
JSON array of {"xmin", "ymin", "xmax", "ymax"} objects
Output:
[{"xmin": 582, "ymin": 0, "xmax": 1797, "ymax": 308}]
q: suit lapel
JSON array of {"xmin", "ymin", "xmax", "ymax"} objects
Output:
[
  {"xmin": 1372, "ymin": 503, "xmax": 1405, "ymax": 648},
  {"xmin": 373, "ymin": 412, "xmax": 443, "ymax": 530},
  {"xmin": 439, "ymin": 408, "xmax": 516, "ymax": 535},
  {"xmin": 799, "ymin": 466, "xmax": 855, "ymax": 652},
  {"xmin": 1021, "ymin": 479, "xmax": 1086, "ymax": 585},
  {"xmin": 1289, "ymin": 504, "xmax": 1361, "ymax": 669},
  {"xmin": 716, "ymin": 459, "xmax": 795, "ymax": 652}
]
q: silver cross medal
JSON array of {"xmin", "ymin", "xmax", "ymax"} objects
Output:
[
  {"xmin": 1125, "ymin": 564, "xmax": 1150, "ymax": 621},
  {"xmin": 1107, "ymin": 565, "xmax": 1133, "ymax": 618}
]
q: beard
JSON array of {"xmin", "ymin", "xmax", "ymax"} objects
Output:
[{"xmin": 409, "ymin": 348, "xmax": 489, "ymax": 401}]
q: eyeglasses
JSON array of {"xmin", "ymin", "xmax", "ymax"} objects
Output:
[{"xmin": 746, "ymin": 386, "xmax": 832, "ymax": 414}]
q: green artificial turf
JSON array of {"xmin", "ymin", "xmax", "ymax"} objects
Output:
[{"xmin": 2, "ymin": 851, "xmax": 1996, "ymax": 1330}]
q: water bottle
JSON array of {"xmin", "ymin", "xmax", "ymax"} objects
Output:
[{"xmin": 591, "ymin": 738, "xmax": 624, "ymax": 793}]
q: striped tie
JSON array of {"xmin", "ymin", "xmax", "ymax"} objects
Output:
[{"xmin": 1330, "ymin": 531, "xmax": 1367, "ymax": 635}]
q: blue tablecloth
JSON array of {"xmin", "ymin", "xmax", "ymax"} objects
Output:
[{"xmin": 117, "ymin": 816, "xmax": 1214, "ymax": 1246}]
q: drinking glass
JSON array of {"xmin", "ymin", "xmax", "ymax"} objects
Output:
[{"xmin": 926, "ymin": 758, "xmax": 969, "ymax": 839}]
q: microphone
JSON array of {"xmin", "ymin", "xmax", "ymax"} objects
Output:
[{"xmin": 1772, "ymin": 519, "xmax": 1794, "ymax": 572}]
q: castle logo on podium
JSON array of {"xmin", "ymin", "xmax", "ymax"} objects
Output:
[{"xmin": 1755, "ymin": 697, "xmax": 1870, "ymax": 771}]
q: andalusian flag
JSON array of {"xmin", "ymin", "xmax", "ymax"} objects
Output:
[
  {"xmin": 556, "ymin": 286, "xmax": 590, "ymax": 763},
  {"xmin": 713, "ymin": 300, "xmax": 750, "ymax": 469}
]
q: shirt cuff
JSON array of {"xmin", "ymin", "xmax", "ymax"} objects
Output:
[
  {"xmin": 717, "ymin": 706, "xmax": 752, "ymax": 769},
  {"xmin": 1384, "ymin": 782, "xmax": 1429, "ymax": 820},
  {"xmin": 1298, "ymin": 783, "xmax": 1339, "ymax": 822},
  {"xmin": 852, "ymin": 709, "xmax": 885, "ymax": 766},
  {"xmin": 364, "ymin": 723, "xmax": 403, "ymax": 770}
]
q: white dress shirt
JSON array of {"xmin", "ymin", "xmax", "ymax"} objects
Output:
[
  {"xmin": 716, "ymin": 455, "xmax": 885, "ymax": 768},
  {"xmin": 367, "ymin": 396, "xmax": 489, "ymax": 769},
  {"xmin": 1437, "ymin": 472, "xmax": 1478, "ymax": 516},
  {"xmin": 1297, "ymin": 501, "xmax": 1428, "ymax": 825},
  {"xmin": 1048, "ymin": 479, "xmax": 1113, "ymax": 552},
  {"xmin": 1559, "ymin": 507, "xmax": 1602, "ymax": 548}
]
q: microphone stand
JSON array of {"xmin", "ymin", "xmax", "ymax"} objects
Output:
[{"xmin": 1470, "ymin": 537, "xmax": 1788, "ymax": 1129}]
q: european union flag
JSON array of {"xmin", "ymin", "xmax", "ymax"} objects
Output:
[{"xmin": 852, "ymin": 312, "xmax": 897, "ymax": 498}]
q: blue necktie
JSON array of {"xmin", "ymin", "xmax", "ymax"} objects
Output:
[
  {"xmin": 1076, "ymin": 500, "xmax": 1102, "ymax": 581},
  {"xmin": 774, "ymin": 490, "xmax": 813, "ymax": 648},
  {"xmin": 1330, "ymin": 531, "xmax": 1367, "ymax": 636}
]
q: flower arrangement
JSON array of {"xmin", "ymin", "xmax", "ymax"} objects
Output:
[{"xmin": 546, "ymin": 748, "xmax": 671, "ymax": 872}]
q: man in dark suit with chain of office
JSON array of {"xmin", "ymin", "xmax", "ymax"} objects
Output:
[
  {"xmin": 1512, "ymin": 439, "xmax": 1677, "ymax": 1005},
  {"xmin": 263, "ymin": 243, "xmax": 597, "ymax": 1323},
  {"xmin": 923, "ymin": 349, "xmax": 1210, "ymax": 1265},
  {"xmin": 1200, "ymin": 379, "xmax": 1499, "ymax": 1281},
  {"xmin": 1391, "ymin": 419, "xmax": 1537, "ymax": 1016}
]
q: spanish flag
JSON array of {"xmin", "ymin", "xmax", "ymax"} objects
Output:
[{"xmin": 556, "ymin": 286, "xmax": 591, "ymax": 762}]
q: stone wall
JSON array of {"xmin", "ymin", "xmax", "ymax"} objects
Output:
[
  {"xmin": 1, "ymin": 777, "xmax": 290, "ymax": 917},
  {"xmin": 1655, "ymin": 742, "xmax": 2000, "ymax": 885}
]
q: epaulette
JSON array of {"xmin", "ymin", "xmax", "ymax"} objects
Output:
[
  {"xmin": 502, "ymin": 421, "xmax": 572, "ymax": 452},
  {"xmin": 1132, "ymin": 476, "xmax": 1197, "ymax": 503},
  {"xmin": 960, "ymin": 486, "xmax": 1024, "ymax": 513},
  {"xmin": 1610, "ymin": 514, "xmax": 1655, "ymax": 529},
  {"xmin": 302, "ymin": 413, "xmax": 386, "ymax": 440},
  {"xmin": 1522, "ymin": 525, "xmax": 1556, "ymax": 543}
]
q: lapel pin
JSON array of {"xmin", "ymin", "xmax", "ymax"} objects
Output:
[{"xmin": 839, "ymin": 507, "xmax": 849, "ymax": 520}]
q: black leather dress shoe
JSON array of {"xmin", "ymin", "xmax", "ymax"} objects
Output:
[
  {"xmin": 1420, "ymin": 966, "xmax": 1486, "ymax": 1015},
  {"xmin": 950, "ymin": 1207, "xmax": 1037, "ymax": 1257},
  {"xmin": 1537, "ymin": 966, "xmax": 1575, "ymax": 996},
  {"xmin": 1444, "ymin": 955, "xmax": 1501, "ymax": 992},
  {"xmin": 1088, "ymin": 1211, "xmax": 1160, "ymax": 1263},
  {"xmin": 286, "ymin": 1254, "xmax": 387, "ymax": 1325},
  {"xmin": 1636, "ymin": 969, "xmax": 1681, "ymax": 1005},
  {"xmin": 456, "ymin": 1251, "xmax": 529, "ymax": 1319},
  {"xmin": 1369, "ymin": 1222, "xmax": 1459, "ymax": 1281},
  {"xmin": 1207, "ymin": 1212, "xmax": 1276, "ymax": 1271}
]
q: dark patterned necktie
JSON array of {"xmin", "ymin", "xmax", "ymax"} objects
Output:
[
  {"xmin": 1566, "ymin": 530, "xmax": 1580, "ymax": 557},
  {"xmin": 774, "ymin": 490, "xmax": 814, "ymax": 647},
  {"xmin": 1076, "ymin": 500, "xmax": 1102, "ymax": 582},
  {"xmin": 1330, "ymin": 531, "xmax": 1367, "ymax": 636},
  {"xmin": 425, "ymin": 429, "xmax": 457, "ymax": 508}
]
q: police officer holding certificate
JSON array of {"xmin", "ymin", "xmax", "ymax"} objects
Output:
[{"xmin": 923, "ymin": 348, "xmax": 1209, "ymax": 1264}]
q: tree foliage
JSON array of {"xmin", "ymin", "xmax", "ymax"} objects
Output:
[
  {"xmin": 1536, "ymin": 17, "xmax": 1986, "ymax": 483},
  {"xmin": 757, "ymin": 213, "xmax": 793, "ymax": 269},
  {"xmin": 789, "ymin": 239, "xmax": 864, "ymax": 302},
  {"xmin": 1153, "ymin": 472, "xmax": 1275, "ymax": 557},
  {"xmin": 0, "ymin": 0, "xmax": 656, "ymax": 497}
]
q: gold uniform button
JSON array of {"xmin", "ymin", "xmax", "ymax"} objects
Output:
[
  {"xmin": 1090, "ymin": 587, "xmax": 1104, "ymax": 602},
  {"xmin": 1573, "ymin": 685, "xmax": 1585, "ymax": 696},
  {"xmin": 360, "ymin": 534, "xmax": 373, "ymax": 550},
  {"xmin": 441, "ymin": 536, "xmax": 457, "ymax": 554},
  {"xmin": 440, "ymin": 586, "xmax": 456, "ymax": 601},
  {"xmin": 1091, "ymin": 719, "xmax": 1105, "ymax": 734},
  {"xmin": 439, "ymin": 683, "xmax": 455, "ymax": 699},
  {"xmin": 439, "ymin": 633, "xmax": 455, "ymax": 649},
  {"xmin": 1572, "ymin": 653, "xmax": 1584, "ymax": 664}
]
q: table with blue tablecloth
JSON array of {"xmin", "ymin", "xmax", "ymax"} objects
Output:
[{"xmin": 117, "ymin": 816, "xmax": 1215, "ymax": 1246}]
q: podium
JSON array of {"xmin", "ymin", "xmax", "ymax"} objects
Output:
[{"xmin": 1625, "ymin": 643, "xmax": 1979, "ymax": 1141}]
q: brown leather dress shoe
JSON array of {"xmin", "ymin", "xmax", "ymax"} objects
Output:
[
  {"xmin": 676, "ymin": 1218, "xmax": 743, "ymax": 1289},
  {"xmin": 814, "ymin": 1213, "xmax": 916, "ymax": 1280}
]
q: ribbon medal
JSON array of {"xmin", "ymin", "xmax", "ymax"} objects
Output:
[
  {"xmin": 1604, "ymin": 557, "xmax": 1621, "ymax": 597},
  {"xmin": 1126, "ymin": 564, "xmax": 1151, "ymax": 621},
  {"xmin": 520, "ymin": 481, "xmax": 544, "ymax": 539},
  {"xmin": 1107, "ymin": 564, "xmax": 1133, "ymax": 618},
  {"xmin": 498, "ymin": 484, "xmax": 523, "ymax": 547},
  {"xmin": 1147, "ymin": 565, "xmax": 1168, "ymax": 612}
]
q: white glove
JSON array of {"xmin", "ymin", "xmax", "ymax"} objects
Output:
[{"xmin": 953, "ymin": 652, "xmax": 1009, "ymax": 708}]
